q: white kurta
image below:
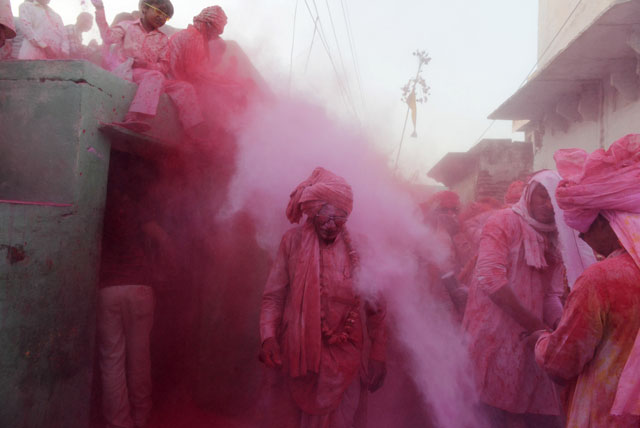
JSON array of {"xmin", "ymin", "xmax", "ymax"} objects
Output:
[{"xmin": 18, "ymin": 1, "xmax": 68, "ymax": 59}]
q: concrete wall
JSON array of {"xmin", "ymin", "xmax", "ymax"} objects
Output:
[
  {"xmin": 0, "ymin": 60, "xmax": 180, "ymax": 428},
  {"xmin": 533, "ymin": 79, "xmax": 640, "ymax": 169},
  {"xmin": 538, "ymin": 0, "xmax": 617, "ymax": 67}
]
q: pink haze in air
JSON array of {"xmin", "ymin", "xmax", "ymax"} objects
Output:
[{"xmin": 222, "ymin": 95, "xmax": 490, "ymax": 428}]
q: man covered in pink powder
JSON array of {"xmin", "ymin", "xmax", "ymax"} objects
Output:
[
  {"xmin": 168, "ymin": 6, "xmax": 227, "ymax": 85},
  {"xmin": 259, "ymin": 167, "xmax": 387, "ymax": 428},
  {"xmin": 463, "ymin": 170, "xmax": 595, "ymax": 428},
  {"xmin": 0, "ymin": 0, "xmax": 16, "ymax": 59},
  {"xmin": 170, "ymin": 5, "xmax": 265, "ymax": 134},
  {"xmin": 92, "ymin": 0, "xmax": 205, "ymax": 137},
  {"xmin": 18, "ymin": 0, "xmax": 68, "ymax": 59},
  {"xmin": 421, "ymin": 190, "xmax": 471, "ymax": 318},
  {"xmin": 534, "ymin": 134, "xmax": 640, "ymax": 428}
]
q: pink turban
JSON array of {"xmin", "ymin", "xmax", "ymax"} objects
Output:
[
  {"xmin": 428, "ymin": 190, "xmax": 460, "ymax": 210},
  {"xmin": 504, "ymin": 180, "xmax": 525, "ymax": 205},
  {"xmin": 286, "ymin": 167, "xmax": 353, "ymax": 224},
  {"xmin": 555, "ymin": 134, "xmax": 640, "ymax": 233},
  {"xmin": 194, "ymin": 6, "xmax": 227, "ymax": 35},
  {"xmin": 555, "ymin": 134, "xmax": 640, "ymax": 274},
  {"xmin": 0, "ymin": 0, "xmax": 16, "ymax": 39}
]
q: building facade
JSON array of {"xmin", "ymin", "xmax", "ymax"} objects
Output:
[
  {"xmin": 492, "ymin": 0, "xmax": 640, "ymax": 169},
  {"xmin": 427, "ymin": 139, "xmax": 533, "ymax": 204}
]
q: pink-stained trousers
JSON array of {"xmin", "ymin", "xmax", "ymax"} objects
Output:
[
  {"xmin": 130, "ymin": 68, "xmax": 204, "ymax": 131},
  {"xmin": 98, "ymin": 285, "xmax": 155, "ymax": 428}
]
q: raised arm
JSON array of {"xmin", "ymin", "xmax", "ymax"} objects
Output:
[{"xmin": 91, "ymin": 0, "xmax": 124, "ymax": 46}]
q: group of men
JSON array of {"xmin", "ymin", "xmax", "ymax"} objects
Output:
[
  {"xmin": 5, "ymin": 2, "xmax": 640, "ymax": 427},
  {"xmin": 260, "ymin": 135, "xmax": 640, "ymax": 428}
]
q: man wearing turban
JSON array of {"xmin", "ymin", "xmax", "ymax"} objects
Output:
[
  {"xmin": 534, "ymin": 134, "xmax": 640, "ymax": 428},
  {"xmin": 504, "ymin": 180, "xmax": 526, "ymax": 206},
  {"xmin": 463, "ymin": 170, "xmax": 595, "ymax": 428},
  {"xmin": 419, "ymin": 190, "xmax": 471, "ymax": 318},
  {"xmin": 258, "ymin": 167, "xmax": 387, "ymax": 428},
  {"xmin": 168, "ymin": 5, "xmax": 228, "ymax": 84}
]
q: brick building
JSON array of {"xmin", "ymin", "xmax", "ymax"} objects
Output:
[{"xmin": 427, "ymin": 139, "xmax": 533, "ymax": 204}]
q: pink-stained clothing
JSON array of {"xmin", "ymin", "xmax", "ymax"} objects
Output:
[
  {"xmin": 556, "ymin": 134, "xmax": 640, "ymax": 275},
  {"xmin": 535, "ymin": 250, "xmax": 640, "ymax": 428},
  {"xmin": 513, "ymin": 170, "xmax": 595, "ymax": 287},
  {"xmin": 260, "ymin": 168, "xmax": 385, "ymax": 426},
  {"xmin": 504, "ymin": 180, "xmax": 526, "ymax": 205},
  {"xmin": 464, "ymin": 171, "xmax": 595, "ymax": 415},
  {"xmin": 168, "ymin": 25, "xmax": 210, "ymax": 83},
  {"xmin": 98, "ymin": 285, "xmax": 155, "ymax": 428},
  {"xmin": 130, "ymin": 68, "xmax": 204, "ymax": 130},
  {"xmin": 18, "ymin": 0, "xmax": 68, "ymax": 59},
  {"xmin": 260, "ymin": 225, "xmax": 386, "ymax": 425},
  {"xmin": 169, "ymin": 26, "xmax": 245, "ymax": 89},
  {"xmin": 463, "ymin": 208, "xmax": 564, "ymax": 414},
  {"xmin": 555, "ymin": 134, "xmax": 640, "ymax": 234},
  {"xmin": 94, "ymin": 10, "xmax": 203, "ymax": 129},
  {"xmin": 260, "ymin": 366, "xmax": 366, "ymax": 428},
  {"xmin": 554, "ymin": 134, "xmax": 640, "ymax": 417},
  {"xmin": 614, "ymin": 316, "xmax": 640, "ymax": 415},
  {"xmin": 94, "ymin": 11, "xmax": 169, "ymax": 75},
  {"xmin": 0, "ymin": 0, "xmax": 15, "ymax": 39}
]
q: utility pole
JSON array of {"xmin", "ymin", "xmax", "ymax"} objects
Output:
[{"xmin": 394, "ymin": 50, "xmax": 431, "ymax": 172}]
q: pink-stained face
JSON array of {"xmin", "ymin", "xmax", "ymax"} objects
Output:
[
  {"xmin": 529, "ymin": 184, "xmax": 555, "ymax": 224},
  {"xmin": 313, "ymin": 204, "xmax": 347, "ymax": 243},
  {"xmin": 195, "ymin": 20, "xmax": 221, "ymax": 41},
  {"xmin": 141, "ymin": 2, "xmax": 169, "ymax": 30}
]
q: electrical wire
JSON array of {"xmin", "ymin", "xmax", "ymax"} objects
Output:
[
  {"xmin": 469, "ymin": 0, "xmax": 585, "ymax": 146},
  {"xmin": 341, "ymin": 0, "xmax": 366, "ymax": 113},
  {"xmin": 325, "ymin": 0, "xmax": 356, "ymax": 110},
  {"xmin": 288, "ymin": 0, "xmax": 300, "ymax": 93},
  {"xmin": 302, "ymin": 0, "xmax": 360, "ymax": 122}
]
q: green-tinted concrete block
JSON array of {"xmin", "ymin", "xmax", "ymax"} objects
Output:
[{"xmin": 0, "ymin": 60, "xmax": 183, "ymax": 428}]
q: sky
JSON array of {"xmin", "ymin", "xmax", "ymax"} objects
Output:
[{"xmin": 35, "ymin": 0, "xmax": 539, "ymax": 183}]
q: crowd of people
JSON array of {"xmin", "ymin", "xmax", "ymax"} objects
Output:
[
  {"xmin": 4, "ymin": 2, "xmax": 640, "ymax": 428},
  {"xmin": 255, "ymin": 135, "xmax": 640, "ymax": 428},
  {"xmin": 407, "ymin": 135, "xmax": 640, "ymax": 428},
  {"xmin": 0, "ymin": 0, "xmax": 239, "ymax": 139},
  {"xmin": 0, "ymin": 1, "xmax": 249, "ymax": 427}
]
